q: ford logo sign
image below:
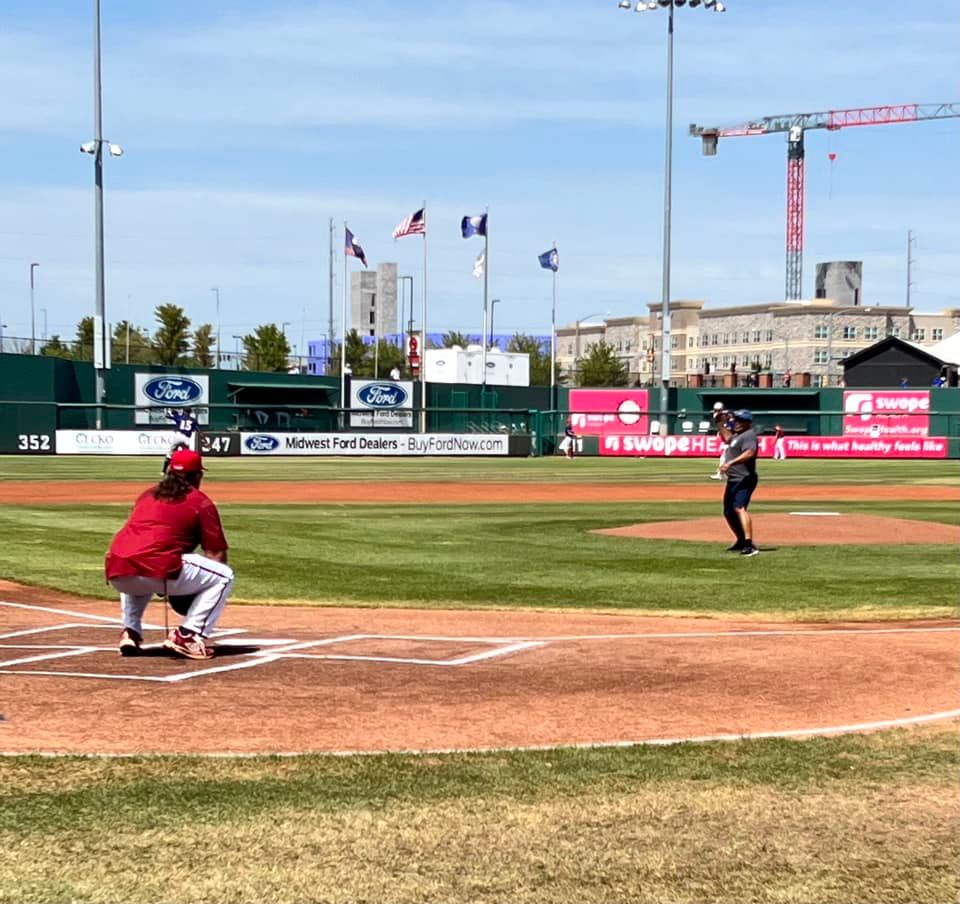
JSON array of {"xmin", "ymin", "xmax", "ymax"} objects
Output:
[
  {"xmin": 143, "ymin": 377, "xmax": 203, "ymax": 404},
  {"xmin": 357, "ymin": 382, "xmax": 408, "ymax": 409},
  {"xmin": 244, "ymin": 434, "xmax": 280, "ymax": 452}
]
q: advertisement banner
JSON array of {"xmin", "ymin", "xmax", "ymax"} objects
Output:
[
  {"xmin": 134, "ymin": 374, "xmax": 210, "ymax": 425},
  {"xmin": 239, "ymin": 432, "xmax": 509, "ymax": 457},
  {"xmin": 350, "ymin": 380, "xmax": 414, "ymax": 428},
  {"xmin": 842, "ymin": 390, "xmax": 930, "ymax": 438},
  {"xmin": 56, "ymin": 430, "xmax": 176, "ymax": 455},
  {"xmin": 600, "ymin": 434, "xmax": 948, "ymax": 460},
  {"xmin": 568, "ymin": 388, "xmax": 650, "ymax": 437}
]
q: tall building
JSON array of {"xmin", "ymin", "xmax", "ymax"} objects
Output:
[
  {"xmin": 351, "ymin": 263, "xmax": 398, "ymax": 339},
  {"xmin": 557, "ymin": 300, "xmax": 960, "ymax": 388}
]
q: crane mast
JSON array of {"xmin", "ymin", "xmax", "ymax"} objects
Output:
[{"xmin": 690, "ymin": 103, "xmax": 960, "ymax": 300}]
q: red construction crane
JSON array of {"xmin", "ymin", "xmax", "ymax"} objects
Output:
[{"xmin": 689, "ymin": 103, "xmax": 960, "ymax": 300}]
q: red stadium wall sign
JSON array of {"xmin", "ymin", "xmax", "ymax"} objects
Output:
[
  {"xmin": 599, "ymin": 434, "xmax": 948, "ymax": 459},
  {"xmin": 569, "ymin": 389, "xmax": 649, "ymax": 437},
  {"xmin": 842, "ymin": 390, "xmax": 931, "ymax": 438}
]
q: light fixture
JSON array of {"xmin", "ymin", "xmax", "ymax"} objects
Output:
[
  {"xmin": 617, "ymin": 0, "xmax": 631, "ymax": 8},
  {"xmin": 80, "ymin": 141, "xmax": 96, "ymax": 154},
  {"xmin": 657, "ymin": 0, "xmax": 670, "ymax": 6},
  {"xmin": 675, "ymin": 0, "xmax": 686, "ymax": 5},
  {"xmin": 715, "ymin": 0, "xmax": 725, "ymax": 10},
  {"xmin": 108, "ymin": 143, "xmax": 124, "ymax": 157},
  {"xmin": 689, "ymin": 0, "xmax": 701, "ymax": 6},
  {"xmin": 646, "ymin": 1, "xmax": 657, "ymax": 7},
  {"xmin": 704, "ymin": 0, "xmax": 715, "ymax": 6}
]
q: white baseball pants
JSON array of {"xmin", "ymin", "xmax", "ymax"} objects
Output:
[{"xmin": 110, "ymin": 553, "xmax": 234, "ymax": 638}]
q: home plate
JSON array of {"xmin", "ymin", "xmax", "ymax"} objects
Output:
[{"xmin": 788, "ymin": 512, "xmax": 841, "ymax": 516}]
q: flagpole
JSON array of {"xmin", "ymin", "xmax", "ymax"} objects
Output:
[
  {"xmin": 328, "ymin": 218, "xmax": 334, "ymax": 371},
  {"xmin": 551, "ymin": 244, "xmax": 557, "ymax": 412},
  {"xmin": 420, "ymin": 200, "xmax": 428, "ymax": 433},
  {"xmin": 341, "ymin": 221, "xmax": 348, "ymax": 430},
  {"xmin": 481, "ymin": 207, "xmax": 489, "ymax": 391}
]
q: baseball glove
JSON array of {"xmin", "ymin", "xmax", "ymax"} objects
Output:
[{"xmin": 167, "ymin": 594, "xmax": 196, "ymax": 616}]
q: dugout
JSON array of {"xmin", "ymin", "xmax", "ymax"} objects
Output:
[
  {"xmin": 227, "ymin": 380, "xmax": 338, "ymax": 431},
  {"xmin": 684, "ymin": 389, "xmax": 824, "ymax": 436}
]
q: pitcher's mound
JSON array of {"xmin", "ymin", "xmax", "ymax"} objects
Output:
[{"xmin": 594, "ymin": 514, "xmax": 958, "ymax": 546}]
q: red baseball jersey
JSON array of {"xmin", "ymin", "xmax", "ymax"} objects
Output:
[{"xmin": 105, "ymin": 487, "xmax": 228, "ymax": 580}]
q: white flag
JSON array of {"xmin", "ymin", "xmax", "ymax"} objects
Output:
[{"xmin": 473, "ymin": 249, "xmax": 485, "ymax": 279}]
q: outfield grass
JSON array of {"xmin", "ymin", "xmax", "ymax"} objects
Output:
[
  {"xmin": 0, "ymin": 457, "xmax": 956, "ymax": 617},
  {"xmin": 1, "ymin": 728, "xmax": 956, "ymax": 904},
  {"xmin": 0, "ymin": 499, "xmax": 956, "ymax": 617}
]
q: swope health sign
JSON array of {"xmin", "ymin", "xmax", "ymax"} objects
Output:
[{"xmin": 842, "ymin": 390, "xmax": 930, "ymax": 438}]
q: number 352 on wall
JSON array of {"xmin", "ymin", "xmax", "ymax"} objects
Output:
[{"xmin": 17, "ymin": 434, "xmax": 53, "ymax": 453}]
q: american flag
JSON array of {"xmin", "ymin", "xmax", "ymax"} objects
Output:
[{"xmin": 392, "ymin": 207, "xmax": 426, "ymax": 240}]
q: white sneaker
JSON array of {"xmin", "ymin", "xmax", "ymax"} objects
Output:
[{"xmin": 708, "ymin": 472, "xmax": 723, "ymax": 480}]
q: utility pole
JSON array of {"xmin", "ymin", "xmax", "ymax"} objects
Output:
[{"xmin": 906, "ymin": 229, "xmax": 916, "ymax": 309}]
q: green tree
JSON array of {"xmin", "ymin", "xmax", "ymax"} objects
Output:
[
  {"xmin": 577, "ymin": 340, "xmax": 628, "ymax": 387},
  {"xmin": 40, "ymin": 334, "xmax": 73, "ymax": 359},
  {"xmin": 241, "ymin": 323, "xmax": 291, "ymax": 372},
  {"xmin": 72, "ymin": 316, "xmax": 94, "ymax": 361},
  {"xmin": 371, "ymin": 338, "xmax": 405, "ymax": 379},
  {"xmin": 192, "ymin": 324, "xmax": 215, "ymax": 369},
  {"xmin": 112, "ymin": 321, "xmax": 153, "ymax": 365},
  {"xmin": 342, "ymin": 329, "xmax": 372, "ymax": 377},
  {"xmin": 506, "ymin": 333, "xmax": 558, "ymax": 386},
  {"xmin": 152, "ymin": 304, "xmax": 191, "ymax": 366},
  {"xmin": 441, "ymin": 330, "xmax": 474, "ymax": 348}
]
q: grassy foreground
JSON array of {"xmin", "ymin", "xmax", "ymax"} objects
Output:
[
  {"xmin": 0, "ymin": 499, "xmax": 956, "ymax": 617},
  {"xmin": 1, "ymin": 728, "xmax": 957, "ymax": 904}
]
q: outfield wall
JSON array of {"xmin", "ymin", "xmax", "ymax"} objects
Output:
[{"xmin": 1, "ymin": 353, "xmax": 959, "ymax": 459}]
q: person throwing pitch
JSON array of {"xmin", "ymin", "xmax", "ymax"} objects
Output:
[
  {"xmin": 714, "ymin": 408, "xmax": 760, "ymax": 557},
  {"xmin": 104, "ymin": 448, "xmax": 234, "ymax": 660}
]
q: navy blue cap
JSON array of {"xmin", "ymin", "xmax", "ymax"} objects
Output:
[{"xmin": 732, "ymin": 409, "xmax": 753, "ymax": 422}]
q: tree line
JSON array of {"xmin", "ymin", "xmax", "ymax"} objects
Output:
[
  {"xmin": 40, "ymin": 303, "xmax": 293, "ymax": 372},
  {"xmin": 35, "ymin": 302, "xmax": 632, "ymax": 385}
]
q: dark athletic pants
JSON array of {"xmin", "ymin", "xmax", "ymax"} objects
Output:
[{"xmin": 723, "ymin": 473, "xmax": 759, "ymax": 544}]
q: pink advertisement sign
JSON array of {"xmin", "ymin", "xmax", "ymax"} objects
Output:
[
  {"xmin": 842, "ymin": 390, "xmax": 931, "ymax": 437},
  {"xmin": 569, "ymin": 389, "xmax": 649, "ymax": 437},
  {"xmin": 599, "ymin": 434, "xmax": 948, "ymax": 459}
]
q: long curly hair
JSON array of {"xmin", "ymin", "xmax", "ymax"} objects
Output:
[{"xmin": 152, "ymin": 472, "xmax": 199, "ymax": 502}]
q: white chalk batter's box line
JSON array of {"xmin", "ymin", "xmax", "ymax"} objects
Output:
[
  {"xmin": 0, "ymin": 612, "xmax": 546, "ymax": 682},
  {"xmin": 1, "ymin": 600, "xmax": 957, "ymax": 684}
]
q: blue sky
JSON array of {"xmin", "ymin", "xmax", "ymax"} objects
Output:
[{"xmin": 0, "ymin": 0, "xmax": 957, "ymax": 350}]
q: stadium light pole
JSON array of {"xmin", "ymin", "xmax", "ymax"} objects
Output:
[
  {"xmin": 489, "ymin": 299, "xmax": 501, "ymax": 349},
  {"xmin": 81, "ymin": 0, "xmax": 123, "ymax": 427},
  {"xmin": 211, "ymin": 287, "xmax": 221, "ymax": 369},
  {"xmin": 29, "ymin": 263, "xmax": 39, "ymax": 354},
  {"xmin": 617, "ymin": 0, "xmax": 727, "ymax": 433}
]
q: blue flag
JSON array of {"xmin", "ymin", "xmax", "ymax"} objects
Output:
[
  {"xmin": 538, "ymin": 247, "xmax": 559, "ymax": 272},
  {"xmin": 461, "ymin": 214, "xmax": 487, "ymax": 239}
]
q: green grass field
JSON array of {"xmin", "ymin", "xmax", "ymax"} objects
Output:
[
  {"xmin": 1, "ymin": 455, "xmax": 957, "ymax": 903},
  {"xmin": 0, "ymin": 457, "xmax": 956, "ymax": 618}
]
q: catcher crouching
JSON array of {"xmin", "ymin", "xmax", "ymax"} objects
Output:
[{"xmin": 104, "ymin": 448, "xmax": 234, "ymax": 660}]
